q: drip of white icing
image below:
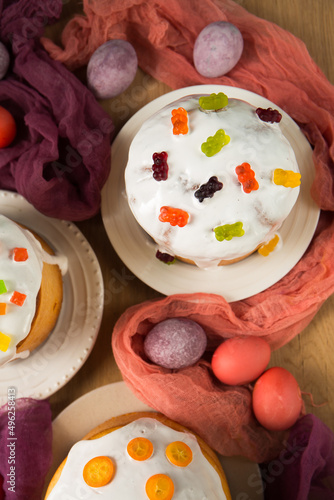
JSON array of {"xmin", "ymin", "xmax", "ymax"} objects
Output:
[
  {"xmin": 125, "ymin": 96, "xmax": 300, "ymax": 267},
  {"xmin": 47, "ymin": 417, "xmax": 227, "ymax": 500},
  {"xmin": 0, "ymin": 216, "xmax": 66, "ymax": 366}
]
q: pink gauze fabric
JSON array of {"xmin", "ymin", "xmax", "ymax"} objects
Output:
[
  {"xmin": 0, "ymin": 0, "xmax": 114, "ymax": 221},
  {"xmin": 0, "ymin": 398, "xmax": 52, "ymax": 500}
]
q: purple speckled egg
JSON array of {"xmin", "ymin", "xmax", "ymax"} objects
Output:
[
  {"xmin": 193, "ymin": 21, "xmax": 243, "ymax": 78},
  {"xmin": 144, "ymin": 318, "xmax": 207, "ymax": 370},
  {"xmin": 0, "ymin": 42, "xmax": 10, "ymax": 80},
  {"xmin": 87, "ymin": 39, "xmax": 138, "ymax": 99}
]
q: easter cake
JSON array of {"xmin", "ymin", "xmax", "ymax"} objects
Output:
[
  {"xmin": 45, "ymin": 411, "xmax": 231, "ymax": 500},
  {"xmin": 0, "ymin": 215, "xmax": 66, "ymax": 366},
  {"xmin": 124, "ymin": 92, "xmax": 301, "ymax": 268}
]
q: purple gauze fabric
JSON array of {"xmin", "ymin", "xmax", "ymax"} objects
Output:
[
  {"xmin": 0, "ymin": 0, "xmax": 114, "ymax": 221},
  {"xmin": 260, "ymin": 414, "xmax": 334, "ymax": 500},
  {"xmin": 0, "ymin": 397, "xmax": 52, "ymax": 500}
]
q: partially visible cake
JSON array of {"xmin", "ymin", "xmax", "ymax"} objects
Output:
[
  {"xmin": 0, "ymin": 215, "xmax": 67, "ymax": 366},
  {"xmin": 124, "ymin": 92, "xmax": 301, "ymax": 268},
  {"xmin": 45, "ymin": 411, "xmax": 231, "ymax": 500}
]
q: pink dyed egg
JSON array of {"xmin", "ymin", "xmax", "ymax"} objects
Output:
[
  {"xmin": 193, "ymin": 21, "xmax": 243, "ymax": 78},
  {"xmin": 211, "ymin": 336, "xmax": 271, "ymax": 385},
  {"xmin": 143, "ymin": 318, "xmax": 207, "ymax": 369},
  {"xmin": 252, "ymin": 367, "xmax": 303, "ymax": 431}
]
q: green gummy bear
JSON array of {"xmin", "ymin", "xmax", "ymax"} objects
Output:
[
  {"xmin": 214, "ymin": 222, "xmax": 245, "ymax": 241},
  {"xmin": 199, "ymin": 93, "xmax": 229, "ymax": 110},
  {"xmin": 201, "ymin": 129, "xmax": 230, "ymax": 157}
]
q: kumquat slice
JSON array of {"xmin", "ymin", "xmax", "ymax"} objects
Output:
[
  {"xmin": 145, "ymin": 474, "xmax": 174, "ymax": 500},
  {"xmin": 127, "ymin": 437, "xmax": 154, "ymax": 461},
  {"xmin": 83, "ymin": 455, "xmax": 115, "ymax": 488},
  {"xmin": 165, "ymin": 441, "xmax": 193, "ymax": 467}
]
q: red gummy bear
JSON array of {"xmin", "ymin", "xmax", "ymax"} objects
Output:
[
  {"xmin": 159, "ymin": 206, "xmax": 189, "ymax": 227},
  {"xmin": 235, "ymin": 163, "xmax": 259, "ymax": 193}
]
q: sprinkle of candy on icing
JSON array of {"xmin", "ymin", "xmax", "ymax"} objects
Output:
[
  {"xmin": 152, "ymin": 151, "xmax": 169, "ymax": 181},
  {"xmin": 256, "ymin": 107, "xmax": 282, "ymax": 123},
  {"xmin": 258, "ymin": 234, "xmax": 280, "ymax": 256},
  {"xmin": 194, "ymin": 176, "xmax": 223, "ymax": 202},
  {"xmin": 199, "ymin": 92, "xmax": 228, "ymax": 111},
  {"xmin": 201, "ymin": 129, "xmax": 230, "ymax": 157},
  {"xmin": 0, "ymin": 332, "xmax": 11, "ymax": 352},
  {"xmin": 171, "ymin": 107, "xmax": 188, "ymax": 135},
  {"xmin": 214, "ymin": 222, "xmax": 245, "ymax": 241},
  {"xmin": 273, "ymin": 168, "xmax": 301, "ymax": 188},
  {"xmin": 12, "ymin": 247, "xmax": 29, "ymax": 262},
  {"xmin": 0, "ymin": 303, "xmax": 6, "ymax": 315},
  {"xmin": 0, "ymin": 280, "xmax": 7, "ymax": 294},
  {"xmin": 235, "ymin": 163, "xmax": 259, "ymax": 193},
  {"xmin": 159, "ymin": 206, "xmax": 189, "ymax": 227},
  {"xmin": 10, "ymin": 291, "xmax": 27, "ymax": 307}
]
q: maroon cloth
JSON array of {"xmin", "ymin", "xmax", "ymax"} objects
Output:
[
  {"xmin": 0, "ymin": 0, "xmax": 114, "ymax": 220},
  {"xmin": 0, "ymin": 398, "xmax": 52, "ymax": 500},
  {"xmin": 261, "ymin": 414, "xmax": 334, "ymax": 500}
]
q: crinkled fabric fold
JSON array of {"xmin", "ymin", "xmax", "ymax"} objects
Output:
[
  {"xmin": 0, "ymin": 0, "xmax": 114, "ymax": 220},
  {"xmin": 0, "ymin": 398, "xmax": 52, "ymax": 500},
  {"xmin": 261, "ymin": 414, "xmax": 334, "ymax": 500}
]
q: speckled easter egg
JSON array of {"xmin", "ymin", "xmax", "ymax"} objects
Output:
[
  {"xmin": 87, "ymin": 39, "xmax": 138, "ymax": 99},
  {"xmin": 0, "ymin": 42, "xmax": 10, "ymax": 80},
  {"xmin": 193, "ymin": 21, "xmax": 243, "ymax": 78},
  {"xmin": 143, "ymin": 318, "xmax": 207, "ymax": 369}
]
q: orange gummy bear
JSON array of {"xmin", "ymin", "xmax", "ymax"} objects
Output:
[
  {"xmin": 159, "ymin": 206, "xmax": 189, "ymax": 227},
  {"xmin": 258, "ymin": 234, "xmax": 280, "ymax": 256},
  {"xmin": 235, "ymin": 163, "xmax": 259, "ymax": 193},
  {"xmin": 171, "ymin": 107, "xmax": 188, "ymax": 135}
]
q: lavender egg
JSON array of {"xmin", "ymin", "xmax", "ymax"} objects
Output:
[
  {"xmin": 144, "ymin": 318, "xmax": 207, "ymax": 370},
  {"xmin": 0, "ymin": 42, "xmax": 10, "ymax": 80},
  {"xmin": 87, "ymin": 39, "xmax": 138, "ymax": 99},
  {"xmin": 193, "ymin": 21, "xmax": 243, "ymax": 78}
]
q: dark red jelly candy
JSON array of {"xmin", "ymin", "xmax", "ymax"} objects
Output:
[
  {"xmin": 256, "ymin": 107, "xmax": 282, "ymax": 123},
  {"xmin": 155, "ymin": 250, "xmax": 175, "ymax": 264},
  {"xmin": 194, "ymin": 176, "xmax": 223, "ymax": 202},
  {"xmin": 152, "ymin": 151, "xmax": 169, "ymax": 181}
]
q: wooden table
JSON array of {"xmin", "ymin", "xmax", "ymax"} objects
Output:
[{"xmin": 46, "ymin": 0, "xmax": 334, "ymax": 434}]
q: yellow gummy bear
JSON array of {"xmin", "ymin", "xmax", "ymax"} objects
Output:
[
  {"xmin": 0, "ymin": 331, "xmax": 11, "ymax": 352},
  {"xmin": 201, "ymin": 129, "xmax": 230, "ymax": 157},
  {"xmin": 199, "ymin": 92, "xmax": 229, "ymax": 111},
  {"xmin": 273, "ymin": 169, "xmax": 301, "ymax": 188},
  {"xmin": 214, "ymin": 222, "xmax": 245, "ymax": 241},
  {"xmin": 258, "ymin": 234, "xmax": 280, "ymax": 256}
]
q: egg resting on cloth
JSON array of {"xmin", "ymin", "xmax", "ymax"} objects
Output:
[{"xmin": 0, "ymin": 0, "xmax": 114, "ymax": 221}]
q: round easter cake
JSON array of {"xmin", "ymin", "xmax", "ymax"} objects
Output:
[
  {"xmin": 0, "ymin": 215, "xmax": 67, "ymax": 366},
  {"xmin": 124, "ymin": 92, "xmax": 301, "ymax": 268},
  {"xmin": 45, "ymin": 411, "xmax": 231, "ymax": 500}
]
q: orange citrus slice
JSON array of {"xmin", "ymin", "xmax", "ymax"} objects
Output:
[
  {"xmin": 127, "ymin": 437, "xmax": 154, "ymax": 461},
  {"xmin": 83, "ymin": 455, "xmax": 114, "ymax": 487},
  {"xmin": 145, "ymin": 474, "xmax": 174, "ymax": 500},
  {"xmin": 165, "ymin": 441, "xmax": 193, "ymax": 467}
]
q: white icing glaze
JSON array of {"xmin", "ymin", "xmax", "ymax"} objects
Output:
[
  {"xmin": 47, "ymin": 417, "xmax": 227, "ymax": 499},
  {"xmin": 0, "ymin": 216, "xmax": 66, "ymax": 366},
  {"xmin": 124, "ymin": 95, "xmax": 300, "ymax": 268}
]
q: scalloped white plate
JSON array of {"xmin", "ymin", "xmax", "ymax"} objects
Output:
[
  {"xmin": 0, "ymin": 191, "xmax": 104, "ymax": 403},
  {"xmin": 45, "ymin": 381, "xmax": 264, "ymax": 500},
  {"xmin": 101, "ymin": 85, "xmax": 320, "ymax": 302}
]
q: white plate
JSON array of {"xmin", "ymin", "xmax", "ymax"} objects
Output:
[
  {"xmin": 101, "ymin": 85, "xmax": 320, "ymax": 302},
  {"xmin": 45, "ymin": 381, "xmax": 264, "ymax": 500},
  {"xmin": 0, "ymin": 191, "xmax": 104, "ymax": 403}
]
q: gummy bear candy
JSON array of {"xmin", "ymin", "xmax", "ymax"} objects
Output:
[
  {"xmin": 199, "ymin": 93, "xmax": 228, "ymax": 111},
  {"xmin": 156, "ymin": 250, "xmax": 176, "ymax": 264},
  {"xmin": 256, "ymin": 107, "xmax": 282, "ymax": 123},
  {"xmin": 152, "ymin": 152, "xmax": 169, "ymax": 181},
  {"xmin": 273, "ymin": 168, "xmax": 301, "ymax": 188},
  {"xmin": 171, "ymin": 107, "xmax": 188, "ymax": 135},
  {"xmin": 0, "ymin": 331, "xmax": 10, "ymax": 352},
  {"xmin": 201, "ymin": 129, "xmax": 230, "ymax": 157},
  {"xmin": 195, "ymin": 176, "xmax": 223, "ymax": 202},
  {"xmin": 235, "ymin": 163, "xmax": 259, "ymax": 193},
  {"xmin": 159, "ymin": 206, "xmax": 189, "ymax": 227},
  {"xmin": 258, "ymin": 234, "xmax": 280, "ymax": 256},
  {"xmin": 214, "ymin": 222, "xmax": 245, "ymax": 241}
]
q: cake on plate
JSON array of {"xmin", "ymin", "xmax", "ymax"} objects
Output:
[
  {"xmin": 45, "ymin": 411, "xmax": 231, "ymax": 500},
  {"xmin": 0, "ymin": 215, "xmax": 67, "ymax": 366},
  {"xmin": 124, "ymin": 92, "xmax": 301, "ymax": 268}
]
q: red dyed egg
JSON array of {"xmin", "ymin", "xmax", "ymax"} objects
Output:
[
  {"xmin": 0, "ymin": 106, "xmax": 16, "ymax": 148},
  {"xmin": 252, "ymin": 367, "xmax": 303, "ymax": 431},
  {"xmin": 211, "ymin": 336, "xmax": 271, "ymax": 386}
]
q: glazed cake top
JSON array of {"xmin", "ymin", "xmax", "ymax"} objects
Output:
[{"xmin": 124, "ymin": 94, "xmax": 300, "ymax": 268}]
